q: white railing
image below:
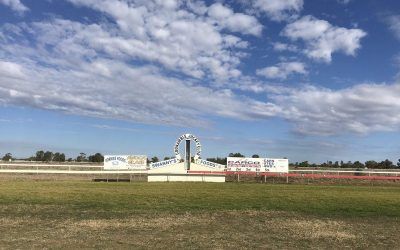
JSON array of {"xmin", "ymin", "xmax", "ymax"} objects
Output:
[
  {"xmin": 0, "ymin": 163, "xmax": 399, "ymax": 176},
  {"xmin": 290, "ymin": 169, "xmax": 400, "ymax": 175}
]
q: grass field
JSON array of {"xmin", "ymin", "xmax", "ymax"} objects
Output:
[{"xmin": 0, "ymin": 180, "xmax": 399, "ymax": 249}]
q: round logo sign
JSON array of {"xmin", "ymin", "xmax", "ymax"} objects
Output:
[{"xmin": 174, "ymin": 133, "xmax": 201, "ymax": 160}]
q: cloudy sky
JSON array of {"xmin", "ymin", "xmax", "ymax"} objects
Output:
[{"xmin": 0, "ymin": 0, "xmax": 400, "ymax": 162}]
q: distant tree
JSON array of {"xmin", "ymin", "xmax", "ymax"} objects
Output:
[
  {"xmin": 88, "ymin": 153, "xmax": 104, "ymax": 163},
  {"xmin": 298, "ymin": 161, "xmax": 309, "ymax": 168},
  {"xmin": 67, "ymin": 158, "xmax": 73, "ymax": 162},
  {"xmin": 2, "ymin": 153, "xmax": 12, "ymax": 161},
  {"xmin": 59, "ymin": 153, "xmax": 66, "ymax": 162},
  {"xmin": 229, "ymin": 153, "xmax": 245, "ymax": 157},
  {"xmin": 397, "ymin": 159, "xmax": 400, "ymax": 168},
  {"xmin": 378, "ymin": 159, "xmax": 394, "ymax": 169},
  {"xmin": 206, "ymin": 157, "xmax": 227, "ymax": 165},
  {"xmin": 35, "ymin": 150, "xmax": 45, "ymax": 161},
  {"xmin": 151, "ymin": 156, "xmax": 159, "ymax": 163},
  {"xmin": 76, "ymin": 153, "xmax": 87, "ymax": 162},
  {"xmin": 252, "ymin": 154, "xmax": 260, "ymax": 158},
  {"xmin": 365, "ymin": 160, "xmax": 378, "ymax": 169},
  {"xmin": 353, "ymin": 161, "xmax": 364, "ymax": 169},
  {"xmin": 340, "ymin": 161, "xmax": 353, "ymax": 168},
  {"xmin": 53, "ymin": 152, "xmax": 61, "ymax": 162},
  {"xmin": 333, "ymin": 161, "xmax": 339, "ymax": 168},
  {"xmin": 163, "ymin": 157, "xmax": 171, "ymax": 160},
  {"xmin": 43, "ymin": 151, "xmax": 53, "ymax": 162}
]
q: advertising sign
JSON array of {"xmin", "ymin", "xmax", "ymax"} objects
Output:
[
  {"xmin": 174, "ymin": 133, "xmax": 201, "ymax": 160},
  {"xmin": 195, "ymin": 159, "xmax": 225, "ymax": 171},
  {"xmin": 227, "ymin": 157, "xmax": 288, "ymax": 173},
  {"xmin": 150, "ymin": 158, "xmax": 180, "ymax": 169},
  {"xmin": 104, "ymin": 155, "xmax": 147, "ymax": 170}
]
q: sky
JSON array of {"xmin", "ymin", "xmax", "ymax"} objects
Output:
[{"xmin": 0, "ymin": 0, "xmax": 400, "ymax": 163}]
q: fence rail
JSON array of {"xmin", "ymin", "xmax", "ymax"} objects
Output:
[{"xmin": 1, "ymin": 163, "xmax": 400, "ymax": 181}]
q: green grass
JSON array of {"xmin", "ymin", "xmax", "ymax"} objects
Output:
[
  {"xmin": 0, "ymin": 180, "xmax": 400, "ymax": 249},
  {"xmin": 1, "ymin": 181, "xmax": 399, "ymax": 218}
]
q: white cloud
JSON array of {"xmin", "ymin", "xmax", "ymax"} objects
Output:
[
  {"xmin": 267, "ymin": 83, "xmax": 400, "ymax": 135},
  {"xmin": 0, "ymin": 18, "xmax": 278, "ymax": 128},
  {"xmin": 337, "ymin": 0, "xmax": 351, "ymax": 4},
  {"xmin": 256, "ymin": 61, "xmax": 307, "ymax": 79},
  {"xmin": 0, "ymin": 0, "xmax": 28, "ymax": 13},
  {"xmin": 63, "ymin": 0, "xmax": 261, "ymax": 80},
  {"xmin": 386, "ymin": 15, "xmax": 400, "ymax": 41},
  {"xmin": 207, "ymin": 3, "xmax": 262, "ymax": 36},
  {"xmin": 272, "ymin": 42, "xmax": 298, "ymax": 52},
  {"xmin": 0, "ymin": 60, "xmax": 25, "ymax": 78},
  {"xmin": 253, "ymin": 0, "xmax": 303, "ymax": 21},
  {"xmin": 282, "ymin": 15, "xmax": 367, "ymax": 62}
]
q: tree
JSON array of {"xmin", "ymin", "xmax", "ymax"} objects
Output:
[
  {"xmin": 88, "ymin": 153, "xmax": 104, "ymax": 163},
  {"xmin": 163, "ymin": 157, "xmax": 171, "ymax": 160},
  {"xmin": 35, "ymin": 150, "xmax": 45, "ymax": 161},
  {"xmin": 151, "ymin": 156, "xmax": 159, "ymax": 163},
  {"xmin": 365, "ymin": 160, "xmax": 378, "ymax": 169},
  {"xmin": 76, "ymin": 153, "xmax": 87, "ymax": 162},
  {"xmin": 43, "ymin": 151, "xmax": 53, "ymax": 162},
  {"xmin": 2, "ymin": 153, "xmax": 12, "ymax": 161},
  {"xmin": 206, "ymin": 157, "xmax": 227, "ymax": 165},
  {"xmin": 397, "ymin": 159, "xmax": 400, "ymax": 168},
  {"xmin": 59, "ymin": 153, "xmax": 66, "ymax": 162},
  {"xmin": 378, "ymin": 159, "xmax": 394, "ymax": 169},
  {"xmin": 298, "ymin": 161, "xmax": 309, "ymax": 168},
  {"xmin": 53, "ymin": 152, "xmax": 61, "ymax": 162},
  {"xmin": 353, "ymin": 161, "xmax": 364, "ymax": 169},
  {"xmin": 252, "ymin": 154, "xmax": 259, "ymax": 158},
  {"xmin": 229, "ymin": 153, "xmax": 245, "ymax": 157}
]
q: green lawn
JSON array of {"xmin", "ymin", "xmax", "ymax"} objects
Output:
[{"xmin": 0, "ymin": 180, "xmax": 399, "ymax": 249}]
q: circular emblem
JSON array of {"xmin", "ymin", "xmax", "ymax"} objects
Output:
[{"xmin": 174, "ymin": 133, "xmax": 201, "ymax": 160}]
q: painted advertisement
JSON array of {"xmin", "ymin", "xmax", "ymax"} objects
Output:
[
  {"xmin": 227, "ymin": 157, "xmax": 288, "ymax": 173},
  {"xmin": 104, "ymin": 155, "xmax": 147, "ymax": 170},
  {"xmin": 194, "ymin": 159, "xmax": 225, "ymax": 171},
  {"xmin": 150, "ymin": 158, "xmax": 180, "ymax": 169}
]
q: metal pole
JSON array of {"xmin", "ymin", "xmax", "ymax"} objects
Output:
[{"xmin": 185, "ymin": 139, "xmax": 191, "ymax": 171}]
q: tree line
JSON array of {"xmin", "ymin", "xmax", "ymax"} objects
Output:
[
  {"xmin": 2, "ymin": 151, "xmax": 400, "ymax": 169},
  {"xmin": 1, "ymin": 151, "xmax": 104, "ymax": 163},
  {"xmin": 292, "ymin": 159, "xmax": 400, "ymax": 169}
]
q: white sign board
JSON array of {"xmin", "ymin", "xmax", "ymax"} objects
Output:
[
  {"xmin": 195, "ymin": 159, "xmax": 225, "ymax": 171},
  {"xmin": 150, "ymin": 158, "xmax": 180, "ymax": 169},
  {"xmin": 227, "ymin": 157, "xmax": 288, "ymax": 173},
  {"xmin": 104, "ymin": 155, "xmax": 147, "ymax": 170}
]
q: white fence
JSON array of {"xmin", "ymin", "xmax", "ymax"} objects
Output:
[{"xmin": 0, "ymin": 163, "xmax": 400, "ymax": 177}]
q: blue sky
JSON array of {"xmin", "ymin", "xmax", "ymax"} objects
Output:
[{"xmin": 0, "ymin": 0, "xmax": 400, "ymax": 163}]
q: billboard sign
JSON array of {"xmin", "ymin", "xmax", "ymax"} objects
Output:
[
  {"xmin": 174, "ymin": 133, "xmax": 201, "ymax": 160},
  {"xmin": 104, "ymin": 155, "xmax": 147, "ymax": 170},
  {"xmin": 227, "ymin": 157, "xmax": 288, "ymax": 173},
  {"xmin": 150, "ymin": 158, "xmax": 180, "ymax": 169},
  {"xmin": 194, "ymin": 159, "xmax": 225, "ymax": 171}
]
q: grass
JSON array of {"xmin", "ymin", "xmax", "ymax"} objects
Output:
[{"xmin": 0, "ymin": 180, "xmax": 399, "ymax": 249}]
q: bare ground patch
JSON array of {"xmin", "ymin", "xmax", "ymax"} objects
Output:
[{"xmin": 0, "ymin": 211, "xmax": 398, "ymax": 249}]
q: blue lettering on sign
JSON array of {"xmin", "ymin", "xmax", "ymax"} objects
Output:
[
  {"xmin": 151, "ymin": 158, "xmax": 179, "ymax": 169},
  {"xmin": 105, "ymin": 156, "xmax": 127, "ymax": 163}
]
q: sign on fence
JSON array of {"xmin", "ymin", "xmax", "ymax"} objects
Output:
[
  {"xmin": 104, "ymin": 155, "xmax": 147, "ymax": 170},
  {"xmin": 227, "ymin": 157, "xmax": 288, "ymax": 173}
]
